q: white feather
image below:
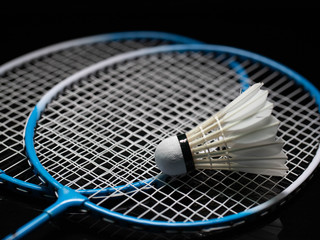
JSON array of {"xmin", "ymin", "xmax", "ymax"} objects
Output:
[{"xmin": 155, "ymin": 83, "xmax": 289, "ymax": 176}]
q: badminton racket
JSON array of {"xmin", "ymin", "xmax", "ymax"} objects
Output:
[{"xmin": 5, "ymin": 44, "xmax": 320, "ymax": 239}]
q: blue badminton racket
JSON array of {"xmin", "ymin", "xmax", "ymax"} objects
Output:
[
  {"xmin": 5, "ymin": 44, "xmax": 320, "ymax": 239},
  {"xmin": 0, "ymin": 31, "xmax": 200, "ymax": 199}
]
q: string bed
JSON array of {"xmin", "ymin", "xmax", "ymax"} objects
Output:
[
  {"xmin": 33, "ymin": 49, "xmax": 320, "ymax": 224},
  {"xmin": 0, "ymin": 37, "xmax": 178, "ymax": 187}
]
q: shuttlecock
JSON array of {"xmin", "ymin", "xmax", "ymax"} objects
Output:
[{"xmin": 155, "ymin": 83, "xmax": 288, "ymax": 176}]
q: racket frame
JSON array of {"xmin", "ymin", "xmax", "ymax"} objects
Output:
[{"xmin": 22, "ymin": 44, "xmax": 320, "ymax": 233}]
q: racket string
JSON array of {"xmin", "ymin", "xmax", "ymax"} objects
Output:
[
  {"xmin": 35, "ymin": 52, "xmax": 243, "ymax": 189},
  {"xmin": 0, "ymin": 38, "xmax": 176, "ymax": 184},
  {"xmin": 31, "ymin": 50, "xmax": 320, "ymax": 223}
]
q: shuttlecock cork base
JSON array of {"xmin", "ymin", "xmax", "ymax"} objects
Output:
[
  {"xmin": 155, "ymin": 83, "xmax": 288, "ymax": 177},
  {"xmin": 155, "ymin": 134, "xmax": 195, "ymax": 176}
]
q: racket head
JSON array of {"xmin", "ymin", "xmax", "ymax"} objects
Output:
[
  {"xmin": 24, "ymin": 44, "xmax": 320, "ymax": 232},
  {"xmin": 0, "ymin": 31, "xmax": 201, "ymax": 197}
]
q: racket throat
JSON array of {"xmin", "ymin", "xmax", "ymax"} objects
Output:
[
  {"xmin": 4, "ymin": 187, "xmax": 88, "ymax": 240},
  {"xmin": 45, "ymin": 186, "xmax": 87, "ymax": 218}
]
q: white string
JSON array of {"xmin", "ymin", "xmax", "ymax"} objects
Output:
[
  {"xmin": 3, "ymin": 48, "xmax": 320, "ymax": 224},
  {"xmin": 26, "ymin": 52, "xmax": 320, "ymax": 222},
  {"xmin": 0, "ymin": 38, "xmax": 170, "ymax": 184}
]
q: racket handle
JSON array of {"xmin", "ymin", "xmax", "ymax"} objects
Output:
[{"xmin": 3, "ymin": 186, "xmax": 87, "ymax": 240}]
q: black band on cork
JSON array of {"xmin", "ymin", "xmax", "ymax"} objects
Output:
[{"xmin": 177, "ymin": 134, "xmax": 195, "ymax": 172}]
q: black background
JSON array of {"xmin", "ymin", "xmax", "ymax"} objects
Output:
[{"xmin": 1, "ymin": 6, "xmax": 320, "ymax": 240}]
